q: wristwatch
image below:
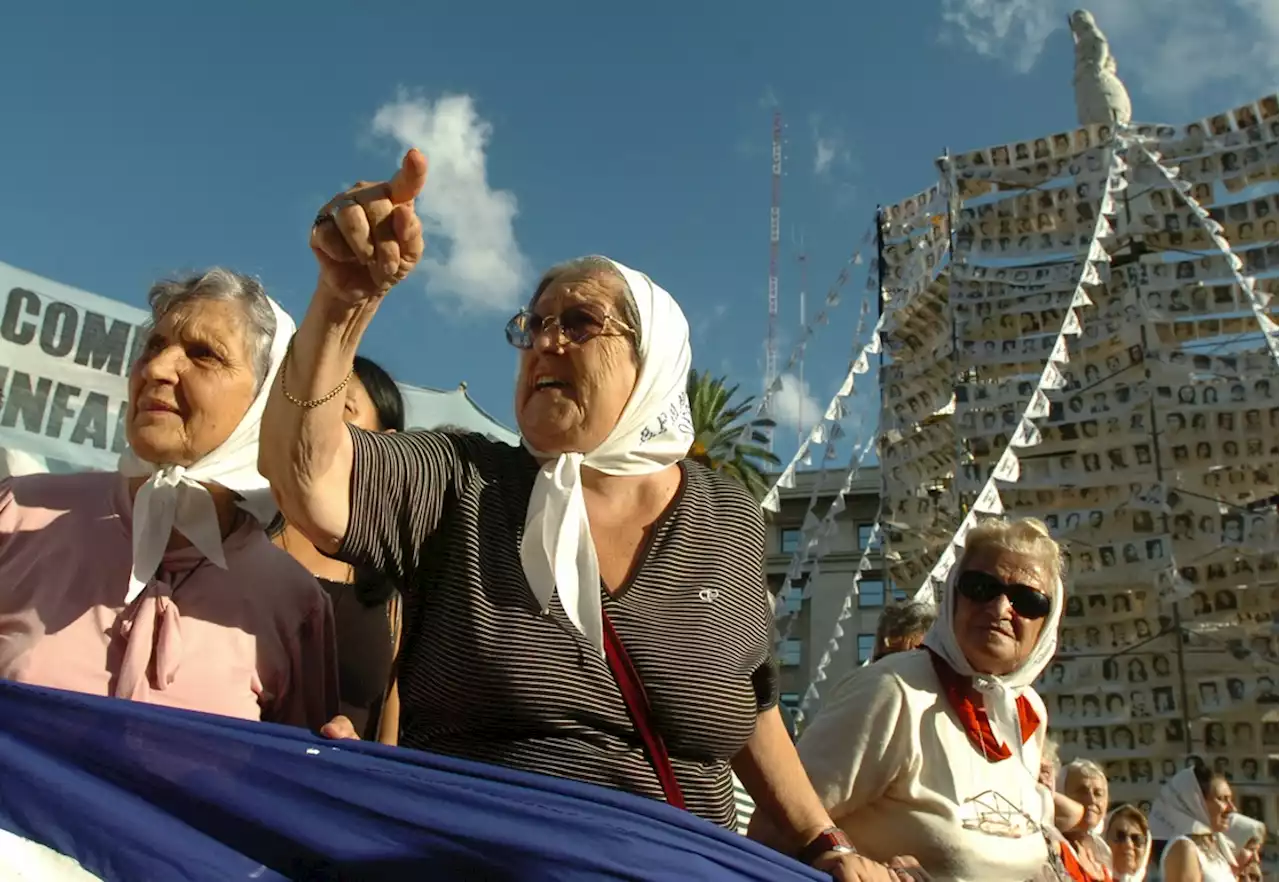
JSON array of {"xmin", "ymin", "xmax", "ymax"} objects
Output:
[{"xmin": 796, "ymin": 826, "xmax": 856, "ymax": 866}]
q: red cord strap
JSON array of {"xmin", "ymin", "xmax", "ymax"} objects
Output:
[{"xmin": 602, "ymin": 612, "xmax": 686, "ymax": 810}]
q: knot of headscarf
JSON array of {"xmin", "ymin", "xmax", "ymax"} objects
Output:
[
  {"xmin": 920, "ymin": 559, "xmax": 1063, "ymax": 785},
  {"xmin": 520, "ymin": 258, "xmax": 694, "ymax": 656},
  {"xmin": 115, "ymin": 577, "xmax": 184, "ymax": 700},
  {"xmin": 118, "ymin": 296, "xmax": 295, "ymax": 603}
]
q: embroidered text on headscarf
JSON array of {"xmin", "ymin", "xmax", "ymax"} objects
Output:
[
  {"xmin": 118, "ymin": 296, "xmax": 295, "ymax": 603},
  {"xmin": 520, "ymin": 258, "xmax": 694, "ymax": 656}
]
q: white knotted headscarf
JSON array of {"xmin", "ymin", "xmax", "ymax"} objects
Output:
[
  {"xmin": 1149, "ymin": 767, "xmax": 1215, "ymax": 841},
  {"xmin": 520, "ymin": 258, "xmax": 694, "ymax": 656},
  {"xmin": 118, "ymin": 294, "xmax": 294, "ymax": 603},
  {"xmin": 921, "ymin": 532, "xmax": 1063, "ymax": 785}
]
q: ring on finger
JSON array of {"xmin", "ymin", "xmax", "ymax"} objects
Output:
[{"xmin": 314, "ymin": 196, "xmax": 361, "ymax": 227}]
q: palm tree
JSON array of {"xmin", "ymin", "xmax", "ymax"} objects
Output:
[{"xmin": 686, "ymin": 369, "xmax": 780, "ymax": 502}]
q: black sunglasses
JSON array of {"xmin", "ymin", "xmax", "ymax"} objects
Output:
[
  {"xmin": 1110, "ymin": 831, "xmax": 1146, "ymax": 847},
  {"xmin": 955, "ymin": 570, "xmax": 1052, "ymax": 620}
]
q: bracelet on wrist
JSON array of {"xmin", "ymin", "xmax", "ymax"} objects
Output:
[
  {"xmin": 279, "ymin": 337, "xmax": 354, "ymax": 409},
  {"xmin": 795, "ymin": 826, "xmax": 856, "ymax": 866}
]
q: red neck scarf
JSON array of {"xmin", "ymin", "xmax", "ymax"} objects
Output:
[{"xmin": 927, "ymin": 648, "xmax": 1041, "ymax": 762}]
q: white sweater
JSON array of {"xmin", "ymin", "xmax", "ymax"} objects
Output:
[{"xmin": 796, "ymin": 650, "xmax": 1051, "ymax": 882}]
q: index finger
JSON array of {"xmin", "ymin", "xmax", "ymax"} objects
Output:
[{"xmin": 387, "ymin": 148, "xmax": 428, "ymax": 205}]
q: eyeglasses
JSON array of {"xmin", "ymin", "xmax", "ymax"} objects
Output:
[
  {"xmin": 504, "ymin": 307, "xmax": 635, "ymax": 350},
  {"xmin": 1110, "ymin": 831, "xmax": 1146, "ymax": 847},
  {"xmin": 955, "ymin": 570, "xmax": 1052, "ymax": 620}
]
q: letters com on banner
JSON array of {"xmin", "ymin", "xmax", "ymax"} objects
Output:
[{"xmin": 0, "ymin": 262, "xmax": 148, "ymax": 471}]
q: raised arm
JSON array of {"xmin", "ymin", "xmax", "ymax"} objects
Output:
[{"xmin": 259, "ymin": 150, "xmax": 427, "ymax": 552}]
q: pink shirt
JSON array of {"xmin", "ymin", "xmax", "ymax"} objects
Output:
[{"xmin": 0, "ymin": 472, "xmax": 338, "ymax": 729}]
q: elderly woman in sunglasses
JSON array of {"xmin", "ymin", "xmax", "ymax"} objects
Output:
[
  {"xmin": 754, "ymin": 517, "xmax": 1064, "ymax": 881},
  {"xmin": 261, "ymin": 151, "xmax": 906, "ymax": 882}
]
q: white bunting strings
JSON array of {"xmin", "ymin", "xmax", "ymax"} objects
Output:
[
  {"xmin": 791, "ymin": 520, "xmax": 883, "ymax": 729},
  {"xmin": 772, "ymin": 432, "xmax": 880, "ymax": 651},
  {"xmin": 910, "ymin": 142, "xmax": 1126, "ymax": 603},
  {"xmin": 760, "ymin": 307, "xmax": 886, "ymax": 513},
  {"xmin": 1126, "ymin": 134, "xmax": 1280, "ymax": 364},
  {"xmin": 747, "ymin": 223, "xmax": 875, "ymax": 443}
]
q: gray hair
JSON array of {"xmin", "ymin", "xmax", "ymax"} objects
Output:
[
  {"xmin": 874, "ymin": 599, "xmax": 936, "ymax": 650},
  {"xmin": 530, "ymin": 255, "xmax": 643, "ymax": 356},
  {"xmin": 1063, "ymin": 757, "xmax": 1108, "ymax": 787},
  {"xmin": 146, "ymin": 268, "xmax": 278, "ymax": 393}
]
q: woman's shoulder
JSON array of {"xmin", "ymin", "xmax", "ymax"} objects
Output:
[
  {"xmin": 370, "ymin": 428, "xmax": 533, "ymax": 481},
  {"xmin": 227, "ymin": 528, "xmax": 329, "ymax": 609},
  {"xmin": 0, "ymin": 471, "xmax": 119, "ymax": 526},
  {"xmin": 676, "ymin": 461, "xmax": 765, "ymax": 531}
]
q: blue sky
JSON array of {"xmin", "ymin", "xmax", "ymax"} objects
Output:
[{"xmin": 2, "ymin": 1, "xmax": 1276, "ymax": 457}]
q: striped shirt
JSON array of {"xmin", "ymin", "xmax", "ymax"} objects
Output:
[{"xmin": 339, "ymin": 428, "xmax": 779, "ymax": 827}]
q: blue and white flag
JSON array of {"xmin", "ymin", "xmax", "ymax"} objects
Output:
[{"xmin": 0, "ymin": 682, "xmax": 822, "ymax": 881}]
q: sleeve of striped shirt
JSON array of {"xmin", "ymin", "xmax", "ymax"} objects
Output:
[{"xmin": 339, "ymin": 426, "xmax": 468, "ymax": 585}]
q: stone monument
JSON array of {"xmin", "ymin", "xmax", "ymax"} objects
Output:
[{"xmin": 1070, "ymin": 9, "xmax": 1133, "ymax": 127}]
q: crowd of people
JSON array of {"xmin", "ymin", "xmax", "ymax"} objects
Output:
[{"xmin": 0, "ymin": 149, "xmax": 1269, "ymax": 882}]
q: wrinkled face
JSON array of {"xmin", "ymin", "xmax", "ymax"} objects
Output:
[
  {"xmin": 1065, "ymin": 772, "xmax": 1109, "ymax": 832},
  {"xmin": 954, "ymin": 547, "xmax": 1050, "ymax": 675},
  {"xmin": 1106, "ymin": 817, "xmax": 1146, "ymax": 874},
  {"xmin": 515, "ymin": 272, "xmax": 638, "ymax": 454},
  {"xmin": 127, "ymin": 299, "xmax": 258, "ymax": 467},
  {"xmin": 1204, "ymin": 776, "xmax": 1235, "ymax": 832},
  {"xmin": 342, "ymin": 377, "xmax": 384, "ymax": 432}
]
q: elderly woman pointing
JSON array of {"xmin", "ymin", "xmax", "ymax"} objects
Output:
[{"xmin": 260, "ymin": 150, "xmax": 905, "ymax": 882}]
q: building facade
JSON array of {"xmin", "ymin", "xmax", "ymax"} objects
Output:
[{"xmin": 763, "ymin": 466, "xmax": 893, "ymax": 728}]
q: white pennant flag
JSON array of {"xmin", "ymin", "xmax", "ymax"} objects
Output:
[
  {"xmin": 1062, "ymin": 309, "xmax": 1082, "ymax": 336},
  {"xmin": 1027, "ymin": 388, "xmax": 1051, "ymax": 420},
  {"xmin": 1040, "ymin": 362, "xmax": 1066, "ymax": 390},
  {"xmin": 1049, "ymin": 335, "xmax": 1070, "ymax": 364},
  {"xmin": 1012, "ymin": 417, "xmax": 1042, "ymax": 448},
  {"xmin": 993, "ymin": 450, "xmax": 1021, "ymax": 482},
  {"xmin": 974, "ymin": 482, "xmax": 1004, "ymax": 514},
  {"xmin": 1070, "ymin": 287, "xmax": 1094, "ymax": 308}
]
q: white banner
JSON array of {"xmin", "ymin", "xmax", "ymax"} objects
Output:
[{"xmin": 0, "ymin": 262, "xmax": 148, "ymax": 471}]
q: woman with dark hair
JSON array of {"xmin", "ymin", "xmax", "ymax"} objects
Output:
[{"xmin": 272, "ymin": 354, "xmax": 406, "ymax": 742}]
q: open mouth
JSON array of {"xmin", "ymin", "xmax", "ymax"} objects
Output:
[{"xmin": 533, "ymin": 377, "xmax": 573, "ymax": 392}]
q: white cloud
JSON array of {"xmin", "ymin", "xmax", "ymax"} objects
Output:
[
  {"xmin": 373, "ymin": 92, "xmax": 533, "ymax": 314},
  {"xmin": 814, "ymin": 138, "xmax": 839, "ymax": 175},
  {"xmin": 940, "ymin": 0, "xmax": 1278, "ymax": 103},
  {"xmin": 768, "ymin": 372, "xmax": 822, "ymax": 430}
]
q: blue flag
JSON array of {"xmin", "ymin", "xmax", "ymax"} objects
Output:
[{"xmin": 0, "ymin": 682, "xmax": 823, "ymax": 881}]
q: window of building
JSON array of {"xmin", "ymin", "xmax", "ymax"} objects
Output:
[
  {"xmin": 891, "ymin": 584, "xmax": 908, "ymax": 603},
  {"xmin": 858, "ymin": 578, "xmax": 886, "ymax": 608},
  {"xmin": 779, "ymin": 639, "xmax": 803, "ymax": 667},
  {"xmin": 857, "ymin": 523, "xmax": 876, "ymax": 549},
  {"xmin": 781, "ymin": 579, "xmax": 804, "ymax": 615},
  {"xmin": 780, "ymin": 692, "xmax": 801, "ymax": 711},
  {"xmin": 780, "ymin": 528, "xmax": 802, "ymax": 554},
  {"xmin": 857, "ymin": 633, "xmax": 876, "ymax": 663}
]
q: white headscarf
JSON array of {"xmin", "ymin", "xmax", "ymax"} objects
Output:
[
  {"xmin": 1149, "ymin": 767, "xmax": 1214, "ymax": 841},
  {"xmin": 118, "ymin": 295, "xmax": 294, "ymax": 603},
  {"xmin": 520, "ymin": 258, "xmax": 694, "ymax": 656},
  {"xmin": 921, "ymin": 543, "xmax": 1063, "ymax": 784}
]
